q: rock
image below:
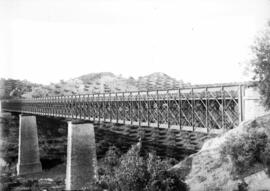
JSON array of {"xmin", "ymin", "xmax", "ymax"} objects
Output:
[{"xmin": 170, "ymin": 113, "xmax": 270, "ymax": 190}]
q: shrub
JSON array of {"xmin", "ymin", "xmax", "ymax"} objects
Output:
[
  {"xmin": 96, "ymin": 144, "xmax": 188, "ymax": 191},
  {"xmin": 115, "ymin": 145, "xmax": 149, "ymax": 191},
  {"xmin": 221, "ymin": 127, "xmax": 270, "ymax": 177}
]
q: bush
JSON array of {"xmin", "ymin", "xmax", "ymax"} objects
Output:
[
  {"xmin": 115, "ymin": 145, "xmax": 149, "ymax": 191},
  {"xmin": 221, "ymin": 126, "xmax": 270, "ymax": 177},
  {"xmin": 96, "ymin": 145, "xmax": 187, "ymax": 191}
]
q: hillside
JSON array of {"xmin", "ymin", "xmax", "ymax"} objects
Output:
[
  {"xmin": 0, "ymin": 72, "xmax": 190, "ymax": 99},
  {"xmin": 136, "ymin": 72, "xmax": 189, "ymax": 91},
  {"xmin": 170, "ymin": 113, "xmax": 270, "ymax": 190}
]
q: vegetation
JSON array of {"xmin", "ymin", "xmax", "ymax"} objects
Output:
[
  {"xmin": 221, "ymin": 120, "xmax": 270, "ymax": 178},
  {"xmin": 251, "ymin": 22, "xmax": 270, "ymax": 109},
  {"xmin": 94, "ymin": 145, "xmax": 187, "ymax": 191}
]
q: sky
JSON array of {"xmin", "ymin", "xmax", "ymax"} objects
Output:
[{"xmin": 0, "ymin": 0, "xmax": 270, "ymax": 85}]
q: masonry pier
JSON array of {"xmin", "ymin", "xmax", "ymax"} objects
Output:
[
  {"xmin": 66, "ymin": 122, "xmax": 97, "ymax": 190},
  {"xmin": 17, "ymin": 115, "xmax": 42, "ymax": 175}
]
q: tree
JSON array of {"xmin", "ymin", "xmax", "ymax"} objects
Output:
[{"xmin": 251, "ymin": 21, "xmax": 270, "ymax": 109}]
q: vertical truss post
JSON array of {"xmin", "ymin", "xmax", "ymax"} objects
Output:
[
  {"xmin": 47, "ymin": 97, "xmax": 49, "ymax": 116},
  {"xmin": 43, "ymin": 97, "xmax": 46, "ymax": 115},
  {"xmin": 138, "ymin": 91, "xmax": 141, "ymax": 127},
  {"xmin": 57, "ymin": 96, "xmax": 60, "ymax": 117},
  {"xmin": 206, "ymin": 87, "xmax": 209, "ymax": 133},
  {"xmin": 39, "ymin": 98, "xmax": 43, "ymax": 115},
  {"xmin": 103, "ymin": 93, "xmax": 106, "ymax": 122},
  {"xmin": 42, "ymin": 98, "xmax": 44, "ymax": 116},
  {"xmin": 50, "ymin": 98, "xmax": 53, "ymax": 116},
  {"xmin": 52, "ymin": 97, "xmax": 55, "ymax": 117},
  {"xmin": 69, "ymin": 96, "xmax": 72, "ymax": 118},
  {"xmin": 109, "ymin": 93, "xmax": 112, "ymax": 123},
  {"xmin": 83, "ymin": 95, "xmax": 86, "ymax": 120},
  {"xmin": 178, "ymin": 89, "xmax": 182, "ymax": 130},
  {"xmin": 71, "ymin": 95, "xmax": 74, "ymax": 119},
  {"xmin": 92, "ymin": 94, "xmax": 95, "ymax": 122},
  {"xmin": 87, "ymin": 94, "xmax": 90, "ymax": 120},
  {"xmin": 60, "ymin": 96, "xmax": 62, "ymax": 116},
  {"xmin": 116, "ymin": 93, "xmax": 119, "ymax": 124},
  {"xmin": 191, "ymin": 88, "xmax": 195, "ymax": 131},
  {"xmin": 36, "ymin": 98, "xmax": 39, "ymax": 114},
  {"xmin": 58, "ymin": 96, "xmax": 60, "ymax": 116},
  {"xmin": 85, "ymin": 95, "xmax": 88, "ymax": 120},
  {"xmin": 123, "ymin": 92, "xmax": 126, "ymax": 125},
  {"xmin": 147, "ymin": 91, "xmax": 150, "ymax": 127},
  {"xmin": 157, "ymin": 90, "xmax": 160, "ymax": 128},
  {"xmin": 47, "ymin": 98, "xmax": 49, "ymax": 116},
  {"xmin": 79, "ymin": 95, "xmax": 82, "ymax": 120},
  {"xmin": 41, "ymin": 98, "xmax": 43, "ymax": 115},
  {"xmin": 37, "ymin": 98, "xmax": 39, "ymax": 115},
  {"xmin": 130, "ymin": 92, "xmax": 133, "ymax": 125},
  {"xmin": 61, "ymin": 97, "xmax": 63, "ymax": 117},
  {"xmin": 98, "ymin": 93, "xmax": 101, "ymax": 123},
  {"xmin": 66, "ymin": 96, "xmax": 68, "ymax": 118},
  {"xmin": 36, "ymin": 99, "xmax": 38, "ymax": 114},
  {"xmin": 59, "ymin": 96, "xmax": 61, "ymax": 116},
  {"xmin": 238, "ymin": 85, "xmax": 244, "ymax": 123},
  {"xmin": 40, "ymin": 98, "xmax": 42, "ymax": 115},
  {"xmin": 62, "ymin": 96, "xmax": 64, "ymax": 117},
  {"xmin": 65, "ymin": 96, "xmax": 68, "ymax": 117},
  {"xmin": 38, "ymin": 98, "xmax": 40, "ymax": 114},
  {"xmin": 49, "ymin": 98, "xmax": 51, "ymax": 117},
  {"xmin": 54, "ymin": 96, "xmax": 57, "ymax": 117},
  {"xmin": 44, "ymin": 98, "xmax": 46, "ymax": 116},
  {"xmin": 75, "ymin": 95, "xmax": 78, "ymax": 119},
  {"xmin": 167, "ymin": 90, "xmax": 170, "ymax": 129},
  {"xmin": 221, "ymin": 86, "xmax": 225, "ymax": 130},
  {"xmin": 55, "ymin": 97, "xmax": 57, "ymax": 116}
]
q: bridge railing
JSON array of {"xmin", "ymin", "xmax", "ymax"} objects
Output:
[{"xmin": 1, "ymin": 82, "xmax": 255, "ymax": 133}]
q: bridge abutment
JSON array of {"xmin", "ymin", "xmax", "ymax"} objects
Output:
[
  {"xmin": 17, "ymin": 115, "xmax": 42, "ymax": 175},
  {"xmin": 243, "ymin": 86, "xmax": 267, "ymax": 121},
  {"xmin": 66, "ymin": 121, "xmax": 97, "ymax": 190}
]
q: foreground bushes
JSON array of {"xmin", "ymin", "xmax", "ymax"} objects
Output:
[
  {"xmin": 221, "ymin": 120, "xmax": 270, "ymax": 178},
  {"xmin": 95, "ymin": 145, "xmax": 187, "ymax": 191}
]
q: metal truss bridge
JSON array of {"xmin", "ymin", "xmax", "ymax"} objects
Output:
[{"xmin": 2, "ymin": 82, "xmax": 254, "ymax": 134}]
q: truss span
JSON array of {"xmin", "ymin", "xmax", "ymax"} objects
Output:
[{"xmin": 2, "ymin": 82, "xmax": 253, "ymax": 134}]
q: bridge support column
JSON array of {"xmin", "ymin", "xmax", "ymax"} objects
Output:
[
  {"xmin": 243, "ymin": 86, "xmax": 266, "ymax": 121},
  {"xmin": 66, "ymin": 122, "xmax": 97, "ymax": 190},
  {"xmin": 17, "ymin": 115, "xmax": 42, "ymax": 175}
]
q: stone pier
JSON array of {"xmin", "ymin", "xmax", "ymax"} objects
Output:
[
  {"xmin": 66, "ymin": 122, "xmax": 97, "ymax": 190},
  {"xmin": 17, "ymin": 115, "xmax": 42, "ymax": 175}
]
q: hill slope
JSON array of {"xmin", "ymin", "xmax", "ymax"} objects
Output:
[{"xmin": 0, "ymin": 72, "xmax": 190, "ymax": 99}]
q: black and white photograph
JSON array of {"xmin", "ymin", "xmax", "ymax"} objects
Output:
[{"xmin": 1, "ymin": 0, "xmax": 270, "ymax": 190}]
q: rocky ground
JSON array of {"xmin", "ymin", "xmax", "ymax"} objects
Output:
[{"xmin": 170, "ymin": 113, "xmax": 270, "ymax": 190}]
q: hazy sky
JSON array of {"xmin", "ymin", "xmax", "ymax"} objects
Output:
[{"xmin": 0, "ymin": 0, "xmax": 270, "ymax": 85}]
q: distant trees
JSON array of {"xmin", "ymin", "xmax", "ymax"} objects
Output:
[{"xmin": 251, "ymin": 22, "xmax": 270, "ymax": 109}]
